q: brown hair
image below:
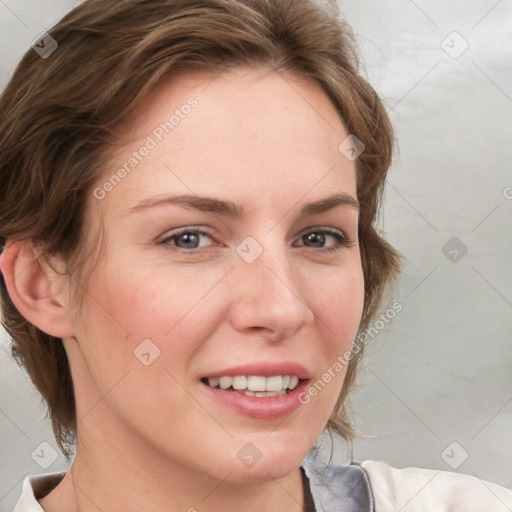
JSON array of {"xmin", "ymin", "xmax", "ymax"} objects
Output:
[{"xmin": 0, "ymin": 0, "xmax": 401, "ymax": 458}]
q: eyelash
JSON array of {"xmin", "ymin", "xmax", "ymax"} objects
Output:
[{"xmin": 159, "ymin": 226, "xmax": 353, "ymax": 255}]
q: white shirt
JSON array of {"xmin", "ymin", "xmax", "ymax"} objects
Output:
[{"xmin": 360, "ymin": 461, "xmax": 512, "ymax": 511}]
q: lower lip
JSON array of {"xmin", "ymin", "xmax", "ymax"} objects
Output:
[{"xmin": 200, "ymin": 380, "xmax": 309, "ymax": 420}]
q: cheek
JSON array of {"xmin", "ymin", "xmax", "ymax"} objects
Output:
[
  {"xmin": 309, "ymin": 261, "xmax": 364, "ymax": 400},
  {"xmin": 69, "ymin": 265, "xmax": 201, "ymax": 415},
  {"xmin": 80, "ymin": 260, "xmax": 221, "ymax": 366},
  {"xmin": 92, "ymin": 261, "xmax": 191, "ymax": 335},
  {"xmin": 315, "ymin": 261, "xmax": 365, "ymax": 343}
]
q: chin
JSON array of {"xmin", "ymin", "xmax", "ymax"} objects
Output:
[{"xmin": 221, "ymin": 429, "xmax": 315, "ymax": 483}]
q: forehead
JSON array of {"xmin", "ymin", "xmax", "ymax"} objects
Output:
[
  {"xmin": 131, "ymin": 65, "xmax": 350, "ymax": 151},
  {"xmin": 93, "ymin": 66, "xmax": 356, "ymax": 217}
]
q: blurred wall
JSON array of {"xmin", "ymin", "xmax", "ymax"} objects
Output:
[{"xmin": 1, "ymin": 1, "xmax": 511, "ymax": 510}]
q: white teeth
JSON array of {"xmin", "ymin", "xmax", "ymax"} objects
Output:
[
  {"xmin": 208, "ymin": 377, "xmax": 220, "ymax": 388},
  {"xmin": 247, "ymin": 376, "xmax": 266, "ymax": 391},
  {"xmin": 265, "ymin": 375, "xmax": 282, "ymax": 391},
  {"xmin": 244, "ymin": 390, "xmax": 287, "ymax": 397},
  {"xmin": 206, "ymin": 374, "xmax": 301, "ymax": 393},
  {"xmin": 289, "ymin": 375, "xmax": 299, "ymax": 390},
  {"xmin": 219, "ymin": 376, "xmax": 232, "ymax": 389},
  {"xmin": 232, "ymin": 376, "xmax": 247, "ymax": 390}
]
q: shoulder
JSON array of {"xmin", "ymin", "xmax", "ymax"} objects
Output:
[
  {"xmin": 361, "ymin": 460, "xmax": 512, "ymax": 511},
  {"xmin": 12, "ymin": 471, "xmax": 65, "ymax": 512},
  {"xmin": 301, "ymin": 453, "xmax": 512, "ymax": 512}
]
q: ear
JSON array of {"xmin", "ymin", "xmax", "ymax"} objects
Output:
[{"xmin": 0, "ymin": 239, "xmax": 75, "ymax": 338}]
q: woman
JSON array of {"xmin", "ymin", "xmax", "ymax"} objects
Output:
[{"xmin": 0, "ymin": 0, "xmax": 510, "ymax": 510}]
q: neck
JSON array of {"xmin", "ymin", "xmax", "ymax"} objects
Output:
[
  {"xmin": 40, "ymin": 418, "xmax": 308, "ymax": 512},
  {"xmin": 72, "ymin": 446, "xmax": 306, "ymax": 512}
]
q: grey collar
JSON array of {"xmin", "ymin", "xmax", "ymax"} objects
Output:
[{"xmin": 301, "ymin": 452, "xmax": 374, "ymax": 512}]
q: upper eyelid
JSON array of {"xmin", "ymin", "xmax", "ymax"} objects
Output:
[{"xmin": 160, "ymin": 226, "xmax": 212, "ymax": 241}]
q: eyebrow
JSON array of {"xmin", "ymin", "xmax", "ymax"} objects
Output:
[{"xmin": 128, "ymin": 192, "xmax": 359, "ymax": 217}]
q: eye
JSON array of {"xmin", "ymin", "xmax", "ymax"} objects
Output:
[
  {"xmin": 159, "ymin": 226, "xmax": 353, "ymax": 255},
  {"xmin": 296, "ymin": 227, "xmax": 352, "ymax": 253},
  {"xmin": 160, "ymin": 227, "xmax": 214, "ymax": 252}
]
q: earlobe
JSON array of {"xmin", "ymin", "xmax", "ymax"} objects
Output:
[{"xmin": 0, "ymin": 239, "xmax": 75, "ymax": 338}]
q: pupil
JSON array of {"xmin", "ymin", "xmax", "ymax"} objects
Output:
[
  {"xmin": 178, "ymin": 233, "xmax": 199, "ymax": 248},
  {"xmin": 306, "ymin": 232, "xmax": 325, "ymax": 248}
]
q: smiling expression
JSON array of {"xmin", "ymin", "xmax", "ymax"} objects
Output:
[{"xmin": 64, "ymin": 65, "xmax": 365, "ymax": 482}]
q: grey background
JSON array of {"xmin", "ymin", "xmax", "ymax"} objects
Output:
[{"xmin": 1, "ymin": 0, "xmax": 511, "ymax": 510}]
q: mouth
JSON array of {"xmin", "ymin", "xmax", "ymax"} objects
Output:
[
  {"xmin": 199, "ymin": 362, "xmax": 310, "ymax": 419},
  {"xmin": 200, "ymin": 375, "xmax": 302, "ymax": 397}
]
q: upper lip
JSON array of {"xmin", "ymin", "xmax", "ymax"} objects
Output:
[{"xmin": 202, "ymin": 362, "xmax": 310, "ymax": 380}]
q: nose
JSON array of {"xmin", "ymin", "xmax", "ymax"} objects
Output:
[{"xmin": 228, "ymin": 237, "xmax": 315, "ymax": 341}]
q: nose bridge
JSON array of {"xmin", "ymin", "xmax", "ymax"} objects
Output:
[
  {"xmin": 238, "ymin": 232, "xmax": 296, "ymax": 294},
  {"xmin": 229, "ymin": 231, "xmax": 314, "ymax": 337}
]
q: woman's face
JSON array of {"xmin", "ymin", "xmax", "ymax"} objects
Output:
[{"xmin": 66, "ymin": 66, "xmax": 364, "ymax": 482}]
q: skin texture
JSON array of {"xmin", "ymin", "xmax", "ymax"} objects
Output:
[{"xmin": 1, "ymin": 66, "xmax": 364, "ymax": 512}]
